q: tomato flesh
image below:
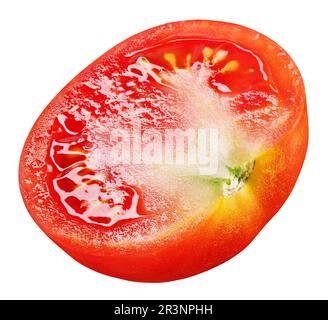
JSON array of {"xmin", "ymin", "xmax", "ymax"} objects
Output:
[{"xmin": 19, "ymin": 20, "xmax": 308, "ymax": 282}]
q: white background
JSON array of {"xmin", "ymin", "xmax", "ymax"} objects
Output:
[{"xmin": 0, "ymin": 0, "xmax": 327, "ymax": 300}]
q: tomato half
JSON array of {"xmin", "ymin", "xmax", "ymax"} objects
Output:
[{"xmin": 19, "ymin": 20, "xmax": 308, "ymax": 282}]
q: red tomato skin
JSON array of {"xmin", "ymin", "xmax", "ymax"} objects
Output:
[{"xmin": 19, "ymin": 20, "xmax": 308, "ymax": 282}]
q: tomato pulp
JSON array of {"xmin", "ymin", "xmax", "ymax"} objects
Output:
[{"xmin": 19, "ymin": 20, "xmax": 308, "ymax": 282}]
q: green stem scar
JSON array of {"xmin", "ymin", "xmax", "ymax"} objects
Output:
[
  {"xmin": 223, "ymin": 160, "xmax": 255, "ymax": 196},
  {"xmin": 179, "ymin": 160, "xmax": 255, "ymax": 197}
]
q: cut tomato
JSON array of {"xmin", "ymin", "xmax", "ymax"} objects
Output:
[{"xmin": 19, "ymin": 20, "xmax": 308, "ymax": 282}]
